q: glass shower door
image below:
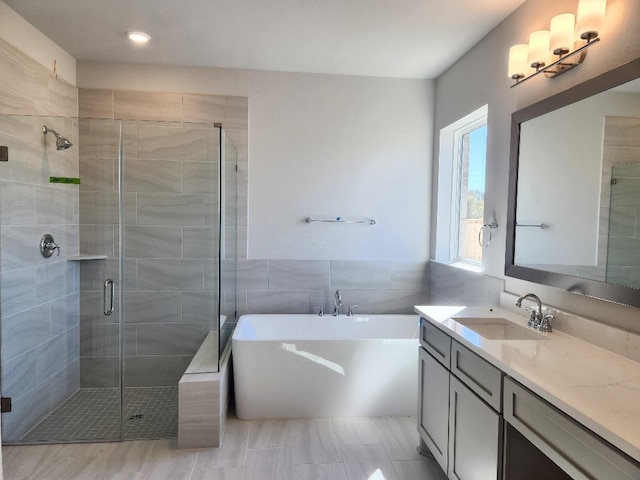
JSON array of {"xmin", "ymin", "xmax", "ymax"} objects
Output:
[
  {"xmin": 0, "ymin": 115, "xmax": 124, "ymax": 443},
  {"xmin": 606, "ymin": 162, "xmax": 640, "ymax": 288}
]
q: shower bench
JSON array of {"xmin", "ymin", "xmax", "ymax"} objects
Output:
[{"xmin": 177, "ymin": 331, "xmax": 232, "ymax": 449}]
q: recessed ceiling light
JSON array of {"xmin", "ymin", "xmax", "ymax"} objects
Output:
[{"xmin": 126, "ymin": 30, "xmax": 150, "ymax": 45}]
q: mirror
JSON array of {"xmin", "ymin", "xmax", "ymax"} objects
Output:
[{"xmin": 506, "ymin": 57, "xmax": 640, "ymax": 308}]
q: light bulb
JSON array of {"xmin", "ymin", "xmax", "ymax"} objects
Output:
[
  {"xmin": 508, "ymin": 44, "xmax": 529, "ymax": 80},
  {"xmin": 528, "ymin": 30, "xmax": 550, "ymax": 69},
  {"xmin": 576, "ymin": 0, "xmax": 606, "ymax": 41},
  {"xmin": 550, "ymin": 13, "xmax": 575, "ymax": 56}
]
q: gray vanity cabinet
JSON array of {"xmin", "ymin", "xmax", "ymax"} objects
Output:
[
  {"xmin": 418, "ymin": 318, "xmax": 503, "ymax": 480},
  {"xmin": 418, "ymin": 347, "xmax": 450, "ymax": 472},
  {"xmin": 448, "ymin": 375, "xmax": 502, "ymax": 480}
]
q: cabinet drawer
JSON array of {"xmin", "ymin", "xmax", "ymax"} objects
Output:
[
  {"xmin": 504, "ymin": 377, "xmax": 640, "ymax": 480},
  {"xmin": 451, "ymin": 341, "xmax": 502, "ymax": 412},
  {"xmin": 420, "ymin": 318, "xmax": 451, "ymax": 368}
]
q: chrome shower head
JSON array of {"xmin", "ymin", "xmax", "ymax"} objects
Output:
[{"xmin": 42, "ymin": 125, "xmax": 73, "ymax": 150}]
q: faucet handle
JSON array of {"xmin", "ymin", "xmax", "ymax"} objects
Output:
[
  {"xmin": 537, "ymin": 314, "xmax": 554, "ymax": 332},
  {"xmin": 313, "ymin": 305, "xmax": 325, "ymax": 317},
  {"xmin": 347, "ymin": 305, "xmax": 359, "ymax": 316}
]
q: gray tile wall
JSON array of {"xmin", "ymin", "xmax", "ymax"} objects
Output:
[
  {"xmin": 0, "ymin": 38, "xmax": 80, "ymax": 441},
  {"xmin": 428, "ymin": 261, "xmax": 503, "ymax": 306},
  {"xmin": 78, "ymin": 89, "xmax": 248, "ymax": 388},
  {"xmin": 237, "ymin": 259, "xmax": 429, "ymax": 316}
]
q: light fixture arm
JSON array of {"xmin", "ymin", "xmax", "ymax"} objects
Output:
[{"xmin": 511, "ymin": 37, "xmax": 600, "ymax": 88}]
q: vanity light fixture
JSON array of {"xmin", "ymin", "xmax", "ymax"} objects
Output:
[
  {"xmin": 126, "ymin": 30, "xmax": 151, "ymax": 45},
  {"xmin": 508, "ymin": 0, "xmax": 605, "ymax": 87}
]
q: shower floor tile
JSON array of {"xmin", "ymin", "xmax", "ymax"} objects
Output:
[{"xmin": 20, "ymin": 386, "xmax": 178, "ymax": 443}]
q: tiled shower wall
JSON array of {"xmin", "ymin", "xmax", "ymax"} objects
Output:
[
  {"xmin": 0, "ymin": 38, "xmax": 80, "ymax": 441},
  {"xmin": 77, "ymin": 89, "xmax": 248, "ymax": 388},
  {"xmin": 602, "ymin": 116, "xmax": 640, "ymax": 288}
]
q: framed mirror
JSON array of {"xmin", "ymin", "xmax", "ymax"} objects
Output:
[{"xmin": 506, "ymin": 57, "xmax": 640, "ymax": 308}]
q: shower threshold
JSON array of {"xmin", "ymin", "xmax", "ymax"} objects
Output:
[{"xmin": 19, "ymin": 386, "xmax": 177, "ymax": 443}]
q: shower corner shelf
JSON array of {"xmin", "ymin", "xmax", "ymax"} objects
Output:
[{"xmin": 68, "ymin": 255, "xmax": 108, "ymax": 261}]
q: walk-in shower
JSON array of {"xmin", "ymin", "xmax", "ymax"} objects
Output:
[{"xmin": 0, "ymin": 112, "xmax": 238, "ymax": 444}]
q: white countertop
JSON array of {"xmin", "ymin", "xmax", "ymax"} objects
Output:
[{"xmin": 415, "ymin": 305, "xmax": 640, "ymax": 463}]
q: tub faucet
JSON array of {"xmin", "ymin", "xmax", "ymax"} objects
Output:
[
  {"xmin": 515, "ymin": 293, "xmax": 552, "ymax": 331},
  {"xmin": 333, "ymin": 290, "xmax": 342, "ymax": 316}
]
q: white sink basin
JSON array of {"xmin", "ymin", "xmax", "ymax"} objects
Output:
[{"xmin": 452, "ymin": 317, "xmax": 549, "ymax": 341}]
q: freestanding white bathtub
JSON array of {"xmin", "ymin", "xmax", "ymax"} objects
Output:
[{"xmin": 232, "ymin": 314, "xmax": 420, "ymax": 420}]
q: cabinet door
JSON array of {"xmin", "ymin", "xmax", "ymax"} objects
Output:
[
  {"xmin": 418, "ymin": 348, "xmax": 450, "ymax": 473},
  {"xmin": 448, "ymin": 375, "xmax": 502, "ymax": 480}
]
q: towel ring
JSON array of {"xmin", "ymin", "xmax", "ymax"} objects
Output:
[{"xmin": 478, "ymin": 222, "xmax": 498, "ymax": 249}]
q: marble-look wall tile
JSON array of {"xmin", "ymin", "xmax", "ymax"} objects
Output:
[
  {"xmin": 370, "ymin": 290, "xmax": 428, "ymax": 314},
  {"xmin": 36, "ymin": 329, "xmax": 79, "ymax": 383},
  {"xmin": 1, "ymin": 266, "xmax": 37, "ymax": 317},
  {"xmin": 1, "ymin": 350, "xmax": 37, "ymax": 399},
  {"xmin": 236, "ymin": 259, "xmax": 269, "ymax": 291},
  {"xmin": 0, "ymin": 180, "xmax": 37, "ymax": 225},
  {"xmin": 331, "ymin": 261, "xmax": 390, "ymax": 290},
  {"xmin": 124, "ymin": 355, "xmax": 187, "ymax": 387},
  {"xmin": 137, "ymin": 259, "xmax": 204, "ymax": 290},
  {"xmin": 1, "ymin": 304, "xmax": 50, "ymax": 361},
  {"xmin": 48, "ymin": 74, "xmax": 78, "ymax": 120},
  {"xmin": 182, "ymin": 94, "xmax": 226, "ymax": 124},
  {"xmin": 269, "ymin": 260, "xmax": 330, "ymax": 291},
  {"xmin": 3, "ymin": 381, "xmax": 50, "ymax": 442},
  {"xmin": 125, "ymin": 226, "xmax": 182, "ymax": 258},
  {"xmin": 182, "ymin": 291, "xmax": 217, "ymax": 324},
  {"xmin": 184, "ymin": 162, "xmax": 218, "ymax": 194},
  {"xmin": 428, "ymin": 261, "xmax": 502, "ymax": 306},
  {"xmin": 136, "ymin": 324, "xmax": 207, "ymax": 355},
  {"xmin": 80, "ymin": 356, "xmax": 118, "ymax": 388},
  {"xmin": 79, "ymin": 89, "xmax": 114, "ymax": 119},
  {"xmin": 125, "ymin": 291, "xmax": 182, "ymax": 324},
  {"xmin": 137, "ymin": 193, "xmax": 205, "ymax": 226},
  {"xmin": 390, "ymin": 261, "xmax": 429, "ymax": 291},
  {"xmin": 125, "ymin": 159, "xmax": 183, "ymax": 193},
  {"xmin": 0, "ymin": 39, "xmax": 48, "ymax": 115},
  {"xmin": 137, "ymin": 125, "xmax": 206, "ymax": 162},
  {"xmin": 246, "ymin": 291, "xmax": 310, "ymax": 314},
  {"xmin": 114, "ymin": 91, "xmax": 182, "ymax": 122},
  {"xmin": 184, "ymin": 227, "xmax": 218, "ymax": 258}
]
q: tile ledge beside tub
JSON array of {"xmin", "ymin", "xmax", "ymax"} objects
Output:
[{"xmin": 415, "ymin": 303, "xmax": 640, "ymax": 465}]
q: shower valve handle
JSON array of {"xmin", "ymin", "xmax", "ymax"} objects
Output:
[{"xmin": 40, "ymin": 234, "xmax": 61, "ymax": 258}]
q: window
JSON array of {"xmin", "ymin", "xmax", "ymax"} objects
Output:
[{"xmin": 435, "ymin": 106, "xmax": 488, "ymax": 269}]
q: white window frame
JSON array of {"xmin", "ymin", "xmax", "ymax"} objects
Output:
[{"xmin": 434, "ymin": 105, "xmax": 488, "ymax": 271}]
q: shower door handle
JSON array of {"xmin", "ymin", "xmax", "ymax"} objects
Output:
[{"xmin": 104, "ymin": 279, "xmax": 114, "ymax": 316}]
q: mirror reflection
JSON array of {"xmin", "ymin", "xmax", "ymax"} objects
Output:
[{"xmin": 515, "ymin": 77, "xmax": 640, "ymax": 289}]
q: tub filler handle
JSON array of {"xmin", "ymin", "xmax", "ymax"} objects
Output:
[
  {"xmin": 313, "ymin": 305, "xmax": 325, "ymax": 316},
  {"xmin": 104, "ymin": 279, "xmax": 114, "ymax": 316}
]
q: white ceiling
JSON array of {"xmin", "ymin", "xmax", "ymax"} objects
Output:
[{"xmin": 5, "ymin": 0, "xmax": 526, "ymax": 79}]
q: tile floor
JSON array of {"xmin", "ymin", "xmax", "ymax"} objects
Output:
[
  {"xmin": 21, "ymin": 387, "xmax": 178, "ymax": 443},
  {"xmin": 3, "ymin": 415, "xmax": 447, "ymax": 480}
]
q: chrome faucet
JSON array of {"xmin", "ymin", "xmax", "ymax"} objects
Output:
[
  {"xmin": 333, "ymin": 289, "xmax": 342, "ymax": 316},
  {"xmin": 515, "ymin": 293, "xmax": 553, "ymax": 332}
]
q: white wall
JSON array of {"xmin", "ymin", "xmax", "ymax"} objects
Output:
[
  {"xmin": 431, "ymin": 0, "xmax": 640, "ymax": 330},
  {"xmin": 78, "ymin": 63, "xmax": 434, "ymax": 261},
  {"xmin": 0, "ymin": 1, "xmax": 75, "ymax": 85}
]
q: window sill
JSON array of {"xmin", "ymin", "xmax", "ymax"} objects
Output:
[{"xmin": 432, "ymin": 259, "xmax": 482, "ymax": 274}]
